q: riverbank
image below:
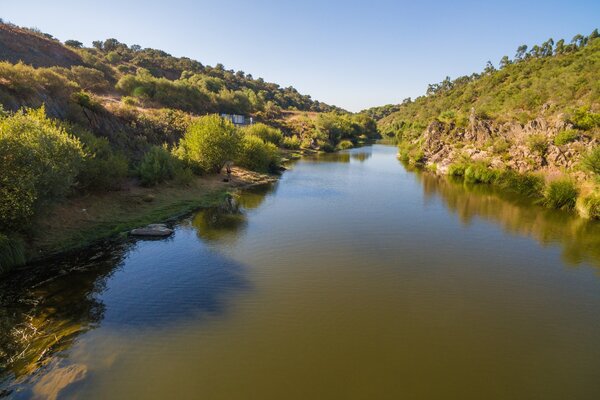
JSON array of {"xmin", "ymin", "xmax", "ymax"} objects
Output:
[
  {"xmin": 22, "ymin": 167, "xmax": 277, "ymax": 264},
  {"xmin": 397, "ymin": 135, "xmax": 600, "ymax": 220}
]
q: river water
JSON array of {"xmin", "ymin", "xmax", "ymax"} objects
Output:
[{"xmin": 1, "ymin": 145, "xmax": 600, "ymax": 399}]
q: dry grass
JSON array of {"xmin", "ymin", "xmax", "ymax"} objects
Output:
[{"xmin": 27, "ymin": 168, "xmax": 276, "ymax": 259}]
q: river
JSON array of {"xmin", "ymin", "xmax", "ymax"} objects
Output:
[{"xmin": 1, "ymin": 144, "xmax": 600, "ymax": 399}]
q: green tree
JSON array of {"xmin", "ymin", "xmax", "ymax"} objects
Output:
[
  {"xmin": 177, "ymin": 115, "xmax": 242, "ymax": 173},
  {"xmin": 243, "ymin": 123, "xmax": 283, "ymax": 145},
  {"xmin": 515, "ymin": 45, "xmax": 528, "ymax": 60},
  {"xmin": 0, "ymin": 108, "xmax": 84, "ymax": 229},
  {"xmin": 236, "ymin": 135, "xmax": 280, "ymax": 173},
  {"xmin": 64, "ymin": 40, "xmax": 83, "ymax": 48}
]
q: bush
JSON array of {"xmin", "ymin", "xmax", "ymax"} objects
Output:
[
  {"xmin": 318, "ymin": 141, "xmax": 335, "ymax": 153},
  {"xmin": 570, "ymin": 107, "xmax": 600, "ymax": 130},
  {"xmin": 139, "ymin": 145, "xmax": 177, "ymax": 186},
  {"xmin": 492, "ymin": 137, "xmax": 511, "ymax": 154},
  {"xmin": 176, "ymin": 115, "xmax": 242, "ymax": 173},
  {"xmin": 464, "ymin": 162, "xmax": 498, "ymax": 184},
  {"xmin": 0, "ymin": 234, "xmax": 25, "ymax": 275},
  {"xmin": 336, "ymin": 140, "xmax": 354, "ymax": 150},
  {"xmin": 553, "ymin": 129, "xmax": 580, "ymax": 146},
  {"xmin": 282, "ymin": 135, "xmax": 301, "ymax": 150},
  {"xmin": 581, "ymin": 146, "xmax": 600, "ymax": 177},
  {"xmin": 543, "ymin": 179, "xmax": 579, "ymax": 210},
  {"xmin": 236, "ymin": 135, "xmax": 280, "ymax": 173},
  {"xmin": 76, "ymin": 130, "xmax": 128, "ymax": 191},
  {"xmin": 106, "ymin": 51, "xmax": 122, "ymax": 64},
  {"xmin": 0, "ymin": 108, "xmax": 84, "ymax": 229},
  {"xmin": 243, "ymin": 123, "xmax": 283, "ymax": 145},
  {"xmin": 496, "ymin": 170, "xmax": 544, "ymax": 198},
  {"xmin": 447, "ymin": 162, "xmax": 468, "ymax": 177},
  {"xmin": 122, "ymin": 96, "xmax": 139, "ymax": 106},
  {"xmin": 70, "ymin": 66, "xmax": 109, "ymax": 92},
  {"xmin": 526, "ymin": 133, "xmax": 548, "ymax": 155},
  {"xmin": 576, "ymin": 192, "xmax": 600, "ymax": 220}
]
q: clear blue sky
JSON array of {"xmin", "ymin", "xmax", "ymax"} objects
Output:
[{"xmin": 2, "ymin": 0, "xmax": 599, "ymax": 111}]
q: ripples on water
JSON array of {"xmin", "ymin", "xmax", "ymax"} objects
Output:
[{"xmin": 1, "ymin": 145, "xmax": 599, "ymax": 399}]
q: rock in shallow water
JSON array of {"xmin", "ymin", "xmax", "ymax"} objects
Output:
[{"xmin": 130, "ymin": 223, "xmax": 173, "ymax": 237}]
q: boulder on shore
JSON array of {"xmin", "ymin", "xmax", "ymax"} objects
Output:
[{"xmin": 130, "ymin": 224, "xmax": 173, "ymax": 237}]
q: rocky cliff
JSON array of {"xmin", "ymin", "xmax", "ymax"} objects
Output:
[{"xmin": 421, "ymin": 107, "xmax": 597, "ymax": 180}]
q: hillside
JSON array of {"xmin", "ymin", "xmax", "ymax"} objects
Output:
[
  {"xmin": 0, "ymin": 23, "xmax": 84, "ymax": 68},
  {"xmin": 377, "ymin": 30, "xmax": 600, "ymax": 219},
  {"xmin": 0, "ymin": 22, "xmax": 378, "ymax": 271}
]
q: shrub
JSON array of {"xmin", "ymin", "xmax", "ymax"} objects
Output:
[
  {"xmin": 526, "ymin": 134, "xmax": 548, "ymax": 155},
  {"xmin": 336, "ymin": 140, "xmax": 354, "ymax": 150},
  {"xmin": 236, "ymin": 135, "xmax": 281, "ymax": 173},
  {"xmin": 106, "ymin": 51, "xmax": 122, "ymax": 64},
  {"xmin": 318, "ymin": 141, "xmax": 335, "ymax": 153},
  {"xmin": 492, "ymin": 137, "xmax": 511, "ymax": 154},
  {"xmin": 76, "ymin": 131, "xmax": 129, "ymax": 191},
  {"xmin": 447, "ymin": 162, "xmax": 468, "ymax": 177},
  {"xmin": 543, "ymin": 179, "xmax": 579, "ymax": 210},
  {"xmin": 71, "ymin": 91, "xmax": 102, "ymax": 111},
  {"xmin": 282, "ymin": 135, "xmax": 301, "ymax": 150},
  {"xmin": 0, "ymin": 108, "xmax": 84, "ymax": 229},
  {"xmin": 570, "ymin": 107, "xmax": 600, "ymax": 130},
  {"xmin": 464, "ymin": 162, "xmax": 498, "ymax": 184},
  {"xmin": 70, "ymin": 66, "xmax": 109, "ymax": 92},
  {"xmin": 553, "ymin": 129, "xmax": 580, "ymax": 146},
  {"xmin": 243, "ymin": 123, "xmax": 283, "ymax": 145},
  {"xmin": 581, "ymin": 146, "xmax": 600, "ymax": 177},
  {"xmin": 0, "ymin": 234, "xmax": 25, "ymax": 275},
  {"xmin": 139, "ymin": 145, "xmax": 177, "ymax": 186},
  {"xmin": 437, "ymin": 110, "xmax": 457, "ymax": 124},
  {"xmin": 176, "ymin": 115, "xmax": 242, "ymax": 173},
  {"xmin": 576, "ymin": 192, "xmax": 600, "ymax": 219},
  {"xmin": 122, "ymin": 96, "xmax": 139, "ymax": 106},
  {"xmin": 496, "ymin": 170, "xmax": 544, "ymax": 197}
]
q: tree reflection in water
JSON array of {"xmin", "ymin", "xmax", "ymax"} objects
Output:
[
  {"xmin": 0, "ymin": 242, "xmax": 130, "ymax": 385},
  {"xmin": 415, "ymin": 172, "xmax": 600, "ymax": 267},
  {"xmin": 192, "ymin": 183, "xmax": 276, "ymax": 243}
]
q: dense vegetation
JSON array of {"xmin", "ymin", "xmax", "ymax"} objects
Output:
[
  {"xmin": 382, "ymin": 30, "xmax": 600, "ymax": 220},
  {"xmin": 0, "ymin": 22, "xmax": 378, "ymax": 272},
  {"xmin": 379, "ymin": 30, "xmax": 600, "ymax": 139}
]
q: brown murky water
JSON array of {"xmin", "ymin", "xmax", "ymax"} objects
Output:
[{"xmin": 1, "ymin": 145, "xmax": 600, "ymax": 399}]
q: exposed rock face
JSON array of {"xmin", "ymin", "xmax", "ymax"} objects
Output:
[{"xmin": 419, "ymin": 109, "xmax": 597, "ymax": 177}]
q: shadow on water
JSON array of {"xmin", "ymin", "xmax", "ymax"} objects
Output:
[
  {"xmin": 0, "ymin": 242, "xmax": 130, "ymax": 386},
  {"xmin": 0, "ymin": 189, "xmax": 274, "ymax": 389},
  {"xmin": 414, "ymin": 171, "xmax": 600, "ymax": 267}
]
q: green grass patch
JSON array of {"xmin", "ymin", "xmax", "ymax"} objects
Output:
[
  {"xmin": 576, "ymin": 192, "xmax": 600, "ymax": 220},
  {"xmin": 543, "ymin": 179, "xmax": 579, "ymax": 211},
  {"xmin": 553, "ymin": 129, "xmax": 580, "ymax": 146},
  {"xmin": 495, "ymin": 170, "xmax": 544, "ymax": 198},
  {"xmin": 464, "ymin": 162, "xmax": 498, "ymax": 184}
]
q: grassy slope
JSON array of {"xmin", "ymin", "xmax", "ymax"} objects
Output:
[
  {"xmin": 28, "ymin": 168, "xmax": 276, "ymax": 260},
  {"xmin": 379, "ymin": 38, "xmax": 600, "ymax": 134}
]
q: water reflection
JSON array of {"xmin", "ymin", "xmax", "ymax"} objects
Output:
[
  {"xmin": 237, "ymin": 183, "xmax": 277, "ymax": 209},
  {"xmin": 192, "ymin": 184, "xmax": 276, "ymax": 243},
  {"xmin": 313, "ymin": 152, "xmax": 350, "ymax": 163},
  {"xmin": 351, "ymin": 150, "xmax": 372, "ymax": 162},
  {"xmin": 0, "ymin": 243, "xmax": 129, "ymax": 383},
  {"xmin": 0, "ymin": 225, "xmax": 256, "ymax": 390},
  {"xmin": 415, "ymin": 172, "xmax": 600, "ymax": 267}
]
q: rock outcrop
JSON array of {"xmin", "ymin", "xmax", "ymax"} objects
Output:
[{"xmin": 419, "ymin": 108, "xmax": 597, "ymax": 178}]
